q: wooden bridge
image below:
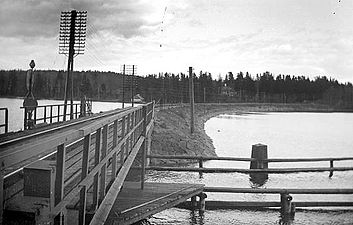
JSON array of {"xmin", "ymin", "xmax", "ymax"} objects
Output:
[
  {"xmin": 1, "ymin": 102, "xmax": 353, "ymax": 224},
  {"xmin": 0, "ymin": 102, "xmax": 206, "ymax": 225}
]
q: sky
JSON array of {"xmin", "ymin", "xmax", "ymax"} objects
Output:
[{"xmin": 0, "ymin": 0, "xmax": 352, "ymax": 83}]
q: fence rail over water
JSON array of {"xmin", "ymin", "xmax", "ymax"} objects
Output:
[{"xmin": 147, "ymin": 154, "xmax": 353, "ymax": 176}]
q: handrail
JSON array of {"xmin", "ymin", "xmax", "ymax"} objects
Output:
[
  {"xmin": 20, "ymin": 99, "xmax": 93, "ymax": 129},
  {"xmin": 0, "ymin": 108, "xmax": 8, "ymax": 134}
]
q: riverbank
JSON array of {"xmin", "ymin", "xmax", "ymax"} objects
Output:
[{"xmin": 150, "ymin": 103, "xmax": 341, "ymax": 165}]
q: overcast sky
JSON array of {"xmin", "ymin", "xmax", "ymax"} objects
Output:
[{"xmin": 0, "ymin": 0, "xmax": 352, "ymax": 82}]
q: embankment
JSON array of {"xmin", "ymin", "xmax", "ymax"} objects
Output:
[{"xmin": 150, "ymin": 103, "xmax": 338, "ymax": 165}]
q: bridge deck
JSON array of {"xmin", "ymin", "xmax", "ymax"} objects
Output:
[{"xmin": 103, "ymin": 182, "xmax": 204, "ymax": 225}]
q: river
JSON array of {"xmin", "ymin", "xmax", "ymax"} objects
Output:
[{"xmin": 147, "ymin": 112, "xmax": 353, "ymax": 225}]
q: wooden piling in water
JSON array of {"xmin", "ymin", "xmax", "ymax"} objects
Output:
[
  {"xmin": 199, "ymin": 192, "xmax": 207, "ymax": 212},
  {"xmin": 329, "ymin": 160, "xmax": 334, "ymax": 177},
  {"xmin": 280, "ymin": 192, "xmax": 295, "ymax": 219},
  {"xmin": 198, "ymin": 159, "xmax": 203, "ymax": 178},
  {"xmin": 250, "ymin": 144, "xmax": 268, "ymax": 169}
]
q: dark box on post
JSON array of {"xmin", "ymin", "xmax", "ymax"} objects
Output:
[{"xmin": 23, "ymin": 160, "xmax": 56, "ymax": 198}]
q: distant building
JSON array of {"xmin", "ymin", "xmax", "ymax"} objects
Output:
[{"xmin": 133, "ymin": 94, "xmax": 145, "ymax": 103}]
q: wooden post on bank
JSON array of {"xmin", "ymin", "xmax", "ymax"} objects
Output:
[{"xmin": 189, "ymin": 67, "xmax": 195, "ymax": 134}]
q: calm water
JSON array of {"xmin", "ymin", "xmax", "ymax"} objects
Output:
[
  {"xmin": 148, "ymin": 112, "xmax": 353, "ymax": 224},
  {"xmin": 0, "ymin": 97, "xmax": 132, "ymax": 132}
]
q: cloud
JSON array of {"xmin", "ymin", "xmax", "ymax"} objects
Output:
[{"xmin": 0, "ymin": 0, "xmax": 177, "ymax": 39}]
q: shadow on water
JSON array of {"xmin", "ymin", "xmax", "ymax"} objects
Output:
[{"xmin": 249, "ymin": 173, "xmax": 269, "ymax": 187}]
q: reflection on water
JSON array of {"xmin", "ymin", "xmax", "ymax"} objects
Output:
[
  {"xmin": 148, "ymin": 113, "xmax": 353, "ymax": 224},
  {"xmin": 249, "ymin": 173, "xmax": 268, "ymax": 187}
]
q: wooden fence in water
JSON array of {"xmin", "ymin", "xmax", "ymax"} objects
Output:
[{"xmin": 146, "ymin": 154, "xmax": 353, "ymax": 177}]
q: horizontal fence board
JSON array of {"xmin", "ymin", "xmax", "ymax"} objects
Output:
[
  {"xmin": 204, "ymin": 187, "xmax": 353, "ymax": 194},
  {"xmin": 146, "ymin": 166, "xmax": 353, "ymax": 174},
  {"xmin": 147, "ymin": 155, "xmax": 353, "ymax": 162},
  {"xmin": 179, "ymin": 201, "xmax": 353, "ymax": 209}
]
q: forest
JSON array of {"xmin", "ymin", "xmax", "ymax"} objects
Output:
[{"xmin": 0, "ymin": 69, "xmax": 352, "ymax": 109}]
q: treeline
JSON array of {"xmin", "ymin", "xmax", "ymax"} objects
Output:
[{"xmin": 0, "ymin": 69, "xmax": 352, "ymax": 109}]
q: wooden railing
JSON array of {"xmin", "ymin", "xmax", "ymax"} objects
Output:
[
  {"xmin": 21, "ymin": 99, "xmax": 92, "ymax": 130},
  {"xmin": 0, "ymin": 108, "xmax": 8, "ymax": 134},
  {"xmin": 1, "ymin": 101, "xmax": 155, "ymax": 225},
  {"xmin": 146, "ymin": 154, "xmax": 353, "ymax": 177}
]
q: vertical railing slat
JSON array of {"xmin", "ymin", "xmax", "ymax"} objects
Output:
[
  {"xmin": 111, "ymin": 120, "xmax": 118, "ymax": 181},
  {"xmin": 120, "ymin": 116, "xmax": 126, "ymax": 165},
  {"xmin": 79, "ymin": 134, "xmax": 91, "ymax": 225},
  {"xmin": 99, "ymin": 125, "xmax": 108, "ymax": 203},
  {"xmin": 0, "ymin": 167, "xmax": 4, "ymax": 224},
  {"xmin": 141, "ymin": 106, "xmax": 147, "ymax": 189},
  {"xmin": 44, "ymin": 106, "xmax": 47, "ymax": 123},
  {"xmin": 92, "ymin": 128, "xmax": 101, "ymax": 210},
  {"xmin": 55, "ymin": 144, "xmax": 66, "ymax": 206},
  {"xmin": 50, "ymin": 105, "xmax": 53, "ymax": 124}
]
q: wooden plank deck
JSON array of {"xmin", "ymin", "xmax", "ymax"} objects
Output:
[{"xmin": 104, "ymin": 182, "xmax": 204, "ymax": 225}]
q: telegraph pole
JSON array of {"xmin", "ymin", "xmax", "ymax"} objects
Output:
[
  {"xmin": 59, "ymin": 10, "xmax": 87, "ymax": 120},
  {"xmin": 122, "ymin": 64, "xmax": 125, "ymax": 108},
  {"xmin": 131, "ymin": 65, "xmax": 135, "ymax": 107},
  {"xmin": 189, "ymin": 67, "xmax": 195, "ymax": 134}
]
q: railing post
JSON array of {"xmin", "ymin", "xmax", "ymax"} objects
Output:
[
  {"xmin": 54, "ymin": 144, "xmax": 66, "ymax": 224},
  {"xmin": 79, "ymin": 134, "xmax": 90, "ymax": 225},
  {"xmin": 99, "ymin": 125, "xmax": 108, "ymax": 204},
  {"xmin": 92, "ymin": 128, "xmax": 101, "ymax": 210},
  {"xmin": 33, "ymin": 108, "xmax": 37, "ymax": 125},
  {"xmin": 0, "ymin": 165, "xmax": 4, "ymax": 224},
  {"xmin": 120, "ymin": 116, "xmax": 126, "ymax": 165},
  {"xmin": 125, "ymin": 114, "xmax": 131, "ymax": 156},
  {"xmin": 4, "ymin": 108, "xmax": 8, "ymax": 133},
  {"xmin": 141, "ymin": 105, "xmax": 147, "ymax": 189},
  {"xmin": 44, "ymin": 106, "xmax": 47, "ymax": 123},
  {"xmin": 111, "ymin": 120, "xmax": 118, "ymax": 181},
  {"xmin": 50, "ymin": 105, "xmax": 53, "ymax": 124},
  {"xmin": 57, "ymin": 105, "xmax": 60, "ymax": 122},
  {"xmin": 329, "ymin": 160, "xmax": 334, "ymax": 177}
]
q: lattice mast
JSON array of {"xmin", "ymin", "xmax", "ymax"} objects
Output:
[{"xmin": 59, "ymin": 10, "xmax": 87, "ymax": 120}]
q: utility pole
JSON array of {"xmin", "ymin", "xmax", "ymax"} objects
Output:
[
  {"xmin": 189, "ymin": 67, "xmax": 195, "ymax": 134},
  {"xmin": 203, "ymin": 87, "xmax": 206, "ymax": 103},
  {"xmin": 59, "ymin": 10, "xmax": 87, "ymax": 120},
  {"xmin": 122, "ymin": 64, "xmax": 125, "ymax": 108},
  {"xmin": 131, "ymin": 65, "xmax": 135, "ymax": 107}
]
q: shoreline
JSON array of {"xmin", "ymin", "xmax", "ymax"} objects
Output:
[{"xmin": 150, "ymin": 103, "xmax": 347, "ymax": 165}]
